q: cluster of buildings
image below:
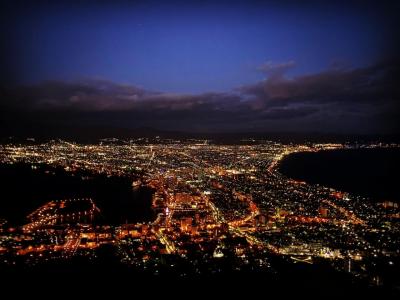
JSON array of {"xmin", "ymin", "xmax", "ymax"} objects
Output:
[{"xmin": 0, "ymin": 139, "xmax": 399, "ymax": 283}]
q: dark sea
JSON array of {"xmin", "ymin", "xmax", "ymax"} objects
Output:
[
  {"xmin": 278, "ymin": 148, "xmax": 400, "ymax": 202},
  {"xmin": 0, "ymin": 163, "xmax": 155, "ymax": 225}
]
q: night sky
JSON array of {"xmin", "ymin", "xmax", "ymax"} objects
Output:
[{"xmin": 1, "ymin": 0, "xmax": 399, "ymax": 136}]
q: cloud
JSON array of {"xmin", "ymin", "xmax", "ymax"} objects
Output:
[
  {"xmin": 241, "ymin": 59, "xmax": 399, "ymax": 106},
  {"xmin": 260, "ymin": 106, "xmax": 319, "ymax": 119},
  {"xmin": 256, "ymin": 60, "xmax": 296, "ymax": 81},
  {"xmin": 1, "ymin": 59, "xmax": 399, "ymax": 134},
  {"xmin": 1, "ymin": 79, "xmax": 152, "ymax": 111}
]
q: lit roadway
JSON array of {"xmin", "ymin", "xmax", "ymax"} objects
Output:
[
  {"xmin": 322, "ymin": 200, "xmax": 366, "ymax": 226},
  {"xmin": 63, "ymin": 229, "xmax": 81, "ymax": 257},
  {"xmin": 207, "ymin": 200, "xmax": 226, "ymax": 224},
  {"xmin": 206, "ymin": 192, "xmax": 279, "ymax": 253},
  {"xmin": 155, "ymin": 230, "xmax": 176, "ymax": 254},
  {"xmin": 228, "ymin": 197, "xmax": 260, "ymax": 227}
]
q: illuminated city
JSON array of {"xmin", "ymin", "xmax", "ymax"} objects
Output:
[
  {"xmin": 0, "ymin": 139, "xmax": 399, "ymax": 291},
  {"xmin": 1, "ymin": 0, "xmax": 399, "ymax": 295}
]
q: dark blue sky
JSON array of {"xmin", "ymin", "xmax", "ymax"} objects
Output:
[
  {"xmin": 3, "ymin": 0, "xmax": 395, "ymax": 92},
  {"xmin": 1, "ymin": 0, "xmax": 399, "ymax": 135}
]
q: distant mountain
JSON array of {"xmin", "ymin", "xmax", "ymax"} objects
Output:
[{"xmin": 1, "ymin": 122, "xmax": 399, "ymax": 144}]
